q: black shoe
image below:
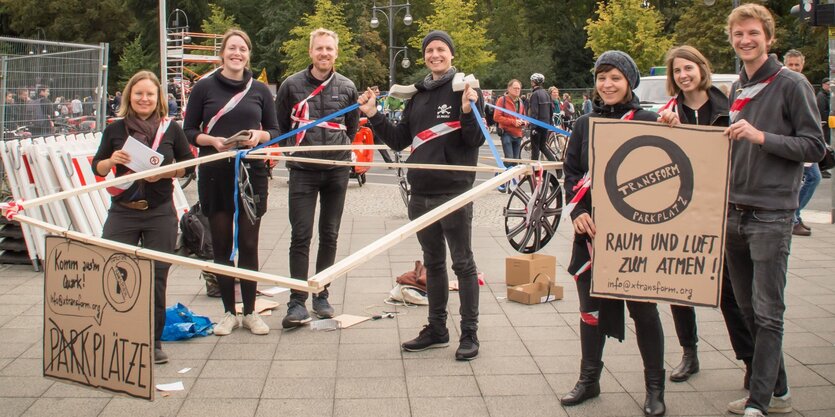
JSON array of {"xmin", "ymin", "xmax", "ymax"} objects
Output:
[
  {"xmin": 312, "ymin": 295, "xmax": 334, "ymax": 318},
  {"xmin": 282, "ymin": 302, "xmax": 311, "ymax": 329},
  {"xmin": 154, "ymin": 347, "xmax": 168, "ymax": 364},
  {"xmin": 402, "ymin": 325, "xmax": 449, "ymax": 352},
  {"xmin": 561, "ymin": 359, "xmax": 603, "ymax": 406},
  {"xmin": 669, "ymin": 347, "xmax": 699, "ymax": 382},
  {"xmin": 822, "ymin": 170, "xmax": 831, "ymax": 179},
  {"xmin": 455, "ymin": 331, "xmax": 480, "ymax": 361},
  {"xmin": 644, "ymin": 369, "xmax": 666, "ymax": 417}
]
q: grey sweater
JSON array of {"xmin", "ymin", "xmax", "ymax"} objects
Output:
[{"xmin": 728, "ymin": 55, "xmax": 824, "ymax": 210}]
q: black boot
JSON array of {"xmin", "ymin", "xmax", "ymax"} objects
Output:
[
  {"xmin": 561, "ymin": 359, "xmax": 603, "ymax": 406},
  {"xmin": 644, "ymin": 369, "xmax": 666, "ymax": 417},
  {"xmin": 669, "ymin": 346, "xmax": 699, "ymax": 382}
]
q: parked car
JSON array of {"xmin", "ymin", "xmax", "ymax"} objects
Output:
[{"xmin": 634, "ymin": 74, "xmax": 738, "ymax": 113}]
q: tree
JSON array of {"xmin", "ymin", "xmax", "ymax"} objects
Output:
[
  {"xmin": 407, "ymin": 0, "xmax": 495, "ymax": 76},
  {"xmin": 118, "ymin": 35, "xmax": 152, "ymax": 86},
  {"xmin": 280, "ymin": 0, "xmax": 358, "ymax": 79},
  {"xmin": 674, "ymin": 1, "xmax": 736, "ymax": 73},
  {"xmin": 585, "ymin": 0, "xmax": 672, "ymax": 73},
  {"xmin": 202, "ymin": 3, "xmax": 236, "ymax": 35}
]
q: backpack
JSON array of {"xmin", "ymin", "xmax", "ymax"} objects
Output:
[{"xmin": 180, "ymin": 202, "xmax": 213, "ymax": 259}]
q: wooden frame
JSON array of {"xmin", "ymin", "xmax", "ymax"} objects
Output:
[{"xmin": 5, "ymin": 144, "xmax": 537, "ymax": 293}]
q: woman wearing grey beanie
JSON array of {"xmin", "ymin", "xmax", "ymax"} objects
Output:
[{"xmin": 561, "ymin": 50, "xmax": 667, "ymax": 417}]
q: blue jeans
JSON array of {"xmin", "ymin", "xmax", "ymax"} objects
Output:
[
  {"xmin": 725, "ymin": 208, "xmax": 793, "ymax": 412},
  {"xmin": 500, "ymin": 132, "xmax": 521, "ymax": 161},
  {"xmin": 795, "ymin": 164, "xmax": 821, "ymax": 223}
]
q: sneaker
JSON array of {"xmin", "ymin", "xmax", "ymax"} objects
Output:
[
  {"xmin": 728, "ymin": 394, "xmax": 793, "ymax": 415},
  {"xmin": 497, "ymin": 184, "xmax": 506, "ymax": 193},
  {"xmin": 282, "ymin": 302, "xmax": 311, "ymax": 329},
  {"xmin": 792, "ymin": 223, "xmax": 811, "ymax": 236},
  {"xmin": 455, "ymin": 331, "xmax": 480, "ymax": 361},
  {"xmin": 798, "ymin": 219, "xmax": 811, "ymax": 231},
  {"xmin": 822, "ymin": 170, "xmax": 831, "ymax": 179},
  {"xmin": 312, "ymin": 295, "xmax": 334, "ymax": 318},
  {"xmin": 214, "ymin": 312, "xmax": 240, "ymax": 336},
  {"xmin": 154, "ymin": 347, "xmax": 168, "ymax": 364},
  {"xmin": 242, "ymin": 313, "xmax": 270, "ymax": 335},
  {"xmin": 402, "ymin": 325, "xmax": 450, "ymax": 352},
  {"xmin": 743, "ymin": 408, "xmax": 764, "ymax": 417}
]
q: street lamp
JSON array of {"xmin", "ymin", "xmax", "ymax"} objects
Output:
[{"xmin": 371, "ymin": 0, "xmax": 413, "ymax": 87}]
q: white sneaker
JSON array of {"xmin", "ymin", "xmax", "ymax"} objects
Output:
[
  {"xmin": 728, "ymin": 396, "xmax": 748, "ymax": 415},
  {"xmin": 242, "ymin": 313, "xmax": 270, "ymax": 335},
  {"xmin": 728, "ymin": 393, "xmax": 792, "ymax": 415},
  {"xmin": 743, "ymin": 408, "xmax": 764, "ymax": 417},
  {"xmin": 214, "ymin": 312, "xmax": 240, "ymax": 336}
]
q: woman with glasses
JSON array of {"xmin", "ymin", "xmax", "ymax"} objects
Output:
[
  {"xmin": 92, "ymin": 70, "xmax": 195, "ymax": 364},
  {"xmin": 183, "ymin": 28, "xmax": 280, "ymax": 336}
]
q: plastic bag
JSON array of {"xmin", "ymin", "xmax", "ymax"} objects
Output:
[{"xmin": 161, "ymin": 303, "xmax": 214, "ymax": 341}]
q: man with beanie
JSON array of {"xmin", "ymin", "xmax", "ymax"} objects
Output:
[
  {"xmin": 527, "ymin": 73, "xmax": 555, "ymax": 161},
  {"xmin": 275, "ymin": 28, "xmax": 359, "ymax": 328},
  {"xmin": 358, "ymin": 30, "xmax": 485, "ymax": 361},
  {"xmin": 723, "ymin": 5, "xmax": 824, "ymax": 417}
]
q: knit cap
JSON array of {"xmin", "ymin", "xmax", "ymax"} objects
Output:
[
  {"xmin": 422, "ymin": 30, "xmax": 455, "ymax": 56},
  {"xmin": 594, "ymin": 50, "xmax": 640, "ymax": 89}
]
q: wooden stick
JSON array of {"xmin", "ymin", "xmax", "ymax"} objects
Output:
[
  {"xmin": 14, "ymin": 214, "xmax": 318, "ymax": 292},
  {"xmin": 246, "ymin": 154, "xmax": 507, "ymax": 173},
  {"xmin": 478, "ymin": 155, "xmax": 564, "ymax": 168},
  {"xmin": 306, "ymin": 165, "xmax": 528, "ymax": 288}
]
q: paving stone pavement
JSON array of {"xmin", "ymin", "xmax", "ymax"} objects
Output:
[{"xmin": 1, "ymin": 181, "xmax": 834, "ymax": 416}]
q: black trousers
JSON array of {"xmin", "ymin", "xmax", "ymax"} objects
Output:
[
  {"xmin": 530, "ymin": 127, "xmax": 556, "ymax": 161},
  {"xmin": 288, "ymin": 167, "xmax": 350, "ymax": 303},
  {"xmin": 409, "ymin": 194, "xmax": 479, "ymax": 333},
  {"xmin": 102, "ymin": 202, "xmax": 178, "ymax": 343},
  {"xmin": 670, "ymin": 264, "xmax": 754, "ymax": 360}
]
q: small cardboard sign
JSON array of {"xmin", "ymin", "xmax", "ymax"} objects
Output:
[
  {"xmin": 43, "ymin": 236, "xmax": 154, "ymax": 400},
  {"xmin": 589, "ymin": 119, "xmax": 731, "ymax": 307}
]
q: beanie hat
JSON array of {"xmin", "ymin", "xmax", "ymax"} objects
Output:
[
  {"xmin": 594, "ymin": 50, "xmax": 640, "ymax": 90},
  {"xmin": 422, "ymin": 30, "xmax": 455, "ymax": 56}
]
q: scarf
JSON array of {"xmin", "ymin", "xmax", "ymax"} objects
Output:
[
  {"xmin": 415, "ymin": 66, "xmax": 457, "ymax": 92},
  {"xmin": 124, "ymin": 113, "xmax": 161, "ymax": 145}
]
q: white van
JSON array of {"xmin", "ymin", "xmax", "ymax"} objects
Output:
[{"xmin": 634, "ymin": 74, "xmax": 738, "ymax": 113}]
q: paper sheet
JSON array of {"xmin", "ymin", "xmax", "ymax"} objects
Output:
[
  {"xmin": 235, "ymin": 298, "xmax": 280, "ymax": 315},
  {"xmin": 333, "ymin": 314, "xmax": 371, "ymax": 328},
  {"xmin": 155, "ymin": 381, "xmax": 184, "ymax": 391},
  {"xmin": 122, "ymin": 136, "xmax": 163, "ymax": 173}
]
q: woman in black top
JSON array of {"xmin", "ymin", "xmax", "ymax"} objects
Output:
[
  {"xmin": 183, "ymin": 29, "xmax": 280, "ymax": 336},
  {"xmin": 657, "ymin": 46, "xmax": 754, "ymax": 388},
  {"xmin": 561, "ymin": 51, "xmax": 666, "ymax": 417},
  {"xmin": 93, "ymin": 70, "xmax": 194, "ymax": 365}
]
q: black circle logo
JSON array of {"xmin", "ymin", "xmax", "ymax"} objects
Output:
[{"xmin": 603, "ymin": 135, "xmax": 693, "ymax": 224}]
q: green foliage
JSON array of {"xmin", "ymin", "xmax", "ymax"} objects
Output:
[
  {"xmin": 118, "ymin": 34, "xmax": 151, "ymax": 87},
  {"xmin": 202, "ymin": 3, "xmax": 236, "ymax": 35},
  {"xmin": 585, "ymin": 0, "xmax": 673, "ymax": 74},
  {"xmin": 280, "ymin": 0, "xmax": 358, "ymax": 79},
  {"xmin": 407, "ymin": 0, "xmax": 495, "ymax": 76},
  {"xmin": 674, "ymin": 1, "xmax": 736, "ymax": 73}
]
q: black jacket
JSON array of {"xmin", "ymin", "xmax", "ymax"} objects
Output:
[
  {"xmin": 369, "ymin": 74, "xmax": 485, "ymax": 195},
  {"xmin": 528, "ymin": 85, "xmax": 553, "ymax": 124},
  {"xmin": 275, "ymin": 65, "xmax": 359, "ymax": 170},
  {"xmin": 672, "ymin": 85, "xmax": 730, "ymax": 127}
]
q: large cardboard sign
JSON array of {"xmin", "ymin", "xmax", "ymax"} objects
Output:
[
  {"xmin": 589, "ymin": 119, "xmax": 731, "ymax": 307},
  {"xmin": 43, "ymin": 236, "xmax": 154, "ymax": 400}
]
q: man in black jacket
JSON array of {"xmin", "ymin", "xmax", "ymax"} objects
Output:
[
  {"xmin": 527, "ymin": 73, "xmax": 555, "ymax": 161},
  {"xmin": 275, "ymin": 28, "xmax": 359, "ymax": 328},
  {"xmin": 358, "ymin": 30, "xmax": 485, "ymax": 361}
]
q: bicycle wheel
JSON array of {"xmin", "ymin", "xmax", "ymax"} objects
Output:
[
  {"xmin": 520, "ymin": 138, "xmax": 533, "ymax": 161},
  {"xmin": 503, "ymin": 171, "xmax": 563, "ymax": 253},
  {"xmin": 178, "ymin": 171, "xmax": 196, "ymax": 189}
]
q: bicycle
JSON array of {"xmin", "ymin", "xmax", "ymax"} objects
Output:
[{"xmin": 394, "ymin": 151, "xmax": 409, "ymax": 207}]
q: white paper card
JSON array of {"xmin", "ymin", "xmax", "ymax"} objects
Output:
[
  {"xmin": 155, "ymin": 381, "xmax": 184, "ymax": 391},
  {"xmin": 122, "ymin": 136, "xmax": 164, "ymax": 173}
]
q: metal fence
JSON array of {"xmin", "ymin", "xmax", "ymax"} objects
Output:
[{"xmin": 0, "ymin": 37, "xmax": 109, "ymax": 141}]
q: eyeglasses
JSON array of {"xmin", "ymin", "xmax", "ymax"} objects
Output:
[{"xmin": 237, "ymin": 162, "xmax": 259, "ymax": 225}]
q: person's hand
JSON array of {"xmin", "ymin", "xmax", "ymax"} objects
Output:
[
  {"xmin": 109, "ymin": 150, "xmax": 131, "ymax": 166},
  {"xmin": 657, "ymin": 109, "xmax": 680, "ymax": 127},
  {"xmin": 461, "ymin": 84, "xmax": 478, "ymax": 113},
  {"xmin": 724, "ymin": 119, "xmax": 765, "ymax": 145},
  {"xmin": 358, "ymin": 88, "xmax": 378, "ymax": 117},
  {"xmin": 209, "ymin": 135, "xmax": 233, "ymax": 152},
  {"xmin": 572, "ymin": 213, "xmax": 596, "ymax": 238},
  {"xmin": 515, "ymin": 119, "xmax": 523, "ymax": 127},
  {"xmin": 243, "ymin": 130, "xmax": 262, "ymax": 149}
]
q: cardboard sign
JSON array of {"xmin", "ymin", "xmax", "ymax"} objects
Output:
[
  {"xmin": 588, "ymin": 119, "xmax": 731, "ymax": 307},
  {"xmin": 43, "ymin": 236, "xmax": 154, "ymax": 400}
]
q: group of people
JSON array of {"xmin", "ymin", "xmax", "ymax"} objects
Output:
[{"xmin": 91, "ymin": 3, "xmax": 826, "ymax": 417}]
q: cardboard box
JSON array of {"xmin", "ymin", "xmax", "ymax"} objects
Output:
[
  {"xmin": 507, "ymin": 279, "xmax": 564, "ymax": 305},
  {"xmin": 505, "ymin": 254, "xmax": 556, "ymax": 286}
]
